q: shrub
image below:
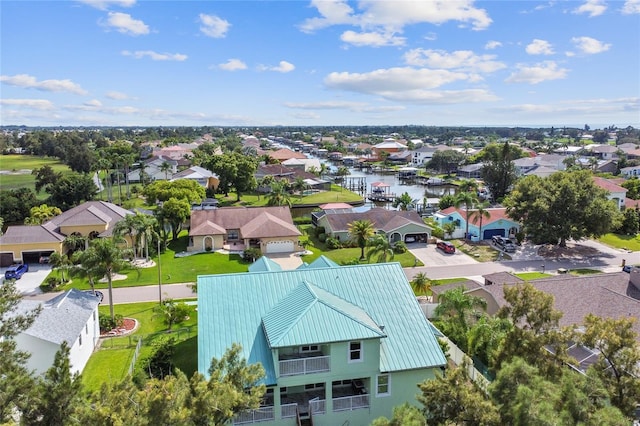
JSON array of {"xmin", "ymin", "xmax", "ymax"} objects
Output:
[
  {"xmin": 341, "ymin": 258, "xmax": 361, "ymax": 266},
  {"xmin": 393, "ymin": 241, "xmax": 407, "ymax": 254},
  {"xmin": 99, "ymin": 314, "xmax": 124, "ymax": 333},
  {"xmin": 293, "ymin": 216, "xmax": 312, "ymax": 225},
  {"xmin": 137, "ymin": 336, "xmax": 176, "ymax": 379},
  {"xmin": 243, "ymin": 247, "xmax": 261, "ymax": 262},
  {"xmin": 326, "ymin": 237, "xmax": 342, "ymax": 249},
  {"xmin": 432, "ymin": 227, "xmax": 444, "ymax": 239},
  {"xmin": 318, "ymin": 233, "xmax": 327, "ymax": 243},
  {"xmin": 41, "ymin": 276, "xmax": 62, "ymax": 292},
  {"xmin": 314, "ymin": 226, "xmax": 325, "ymax": 237},
  {"xmin": 155, "ymin": 299, "xmax": 190, "ymax": 329}
]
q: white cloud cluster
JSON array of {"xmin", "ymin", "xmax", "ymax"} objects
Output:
[
  {"xmin": 571, "ymin": 36, "xmax": 611, "ymax": 54},
  {"xmin": 300, "ymin": 0, "xmax": 492, "ymax": 47},
  {"xmin": 403, "ymin": 49, "xmax": 506, "ymax": 73},
  {"xmin": 622, "ymin": 0, "xmax": 640, "ymax": 14},
  {"xmin": 121, "ymin": 50, "xmax": 187, "ymax": 61},
  {"xmin": 526, "ymin": 39, "xmax": 555, "ymax": 55},
  {"xmin": 0, "ymin": 99, "xmax": 55, "ymax": 110},
  {"xmin": 259, "ymin": 61, "xmax": 295, "ymax": 73},
  {"xmin": 105, "ymin": 12, "xmax": 150, "ymax": 35},
  {"xmin": 0, "ymin": 74, "xmax": 88, "ymax": 95},
  {"xmin": 485, "ymin": 40, "xmax": 502, "ymax": 50},
  {"xmin": 218, "ymin": 59, "xmax": 247, "ymax": 71},
  {"xmin": 199, "ymin": 13, "xmax": 230, "ymax": 38},
  {"xmin": 505, "ymin": 61, "xmax": 568, "ymax": 84},
  {"xmin": 106, "ymin": 91, "xmax": 132, "ymax": 100},
  {"xmin": 284, "ymin": 100, "xmax": 406, "ymax": 113},
  {"xmin": 573, "ymin": 0, "xmax": 607, "ymax": 17},
  {"xmin": 76, "ymin": 0, "xmax": 135, "ymax": 10}
]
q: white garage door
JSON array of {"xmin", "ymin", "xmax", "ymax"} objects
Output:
[{"xmin": 265, "ymin": 240, "xmax": 295, "ymax": 253}]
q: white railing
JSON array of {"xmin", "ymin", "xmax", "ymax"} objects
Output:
[
  {"xmin": 233, "ymin": 406, "xmax": 275, "ymax": 424},
  {"xmin": 281, "ymin": 403, "xmax": 298, "ymax": 419},
  {"xmin": 279, "ymin": 355, "xmax": 330, "ymax": 376},
  {"xmin": 332, "ymin": 394, "xmax": 369, "ymax": 412},
  {"xmin": 309, "ymin": 398, "xmax": 326, "ymax": 415}
]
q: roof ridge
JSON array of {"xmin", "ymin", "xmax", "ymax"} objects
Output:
[{"xmin": 263, "ymin": 281, "xmax": 318, "ymax": 347}]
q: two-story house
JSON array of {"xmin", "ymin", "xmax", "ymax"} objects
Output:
[{"xmin": 197, "ymin": 260, "xmax": 447, "ymax": 425}]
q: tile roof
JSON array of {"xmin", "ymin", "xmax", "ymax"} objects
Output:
[
  {"xmin": 268, "ymin": 148, "xmax": 307, "ymax": 160},
  {"xmin": 46, "ymin": 201, "xmax": 132, "ymax": 231},
  {"xmin": 189, "ymin": 207, "xmax": 301, "ymax": 238},
  {"xmin": 592, "ymin": 176, "xmax": 627, "ymax": 193},
  {"xmin": 197, "ymin": 263, "xmax": 447, "ymax": 384},
  {"xmin": 0, "ymin": 225, "xmax": 64, "ymax": 245},
  {"xmin": 18, "ymin": 289, "xmax": 99, "ymax": 345},
  {"xmin": 323, "ymin": 208, "xmax": 430, "ymax": 233}
]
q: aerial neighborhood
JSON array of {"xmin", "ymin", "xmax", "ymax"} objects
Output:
[{"xmin": 1, "ymin": 125, "xmax": 640, "ymax": 424}]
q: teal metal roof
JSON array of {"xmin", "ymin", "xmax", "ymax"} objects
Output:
[
  {"xmin": 197, "ymin": 262, "xmax": 447, "ymax": 385},
  {"xmin": 262, "ymin": 281, "xmax": 385, "ymax": 348},
  {"xmin": 248, "ymin": 256, "xmax": 282, "ymax": 273},
  {"xmin": 297, "ymin": 255, "xmax": 340, "ymax": 270}
]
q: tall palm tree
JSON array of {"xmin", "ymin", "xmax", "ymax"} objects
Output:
[
  {"xmin": 78, "ymin": 238, "xmax": 134, "ymax": 321},
  {"xmin": 469, "ymin": 201, "xmax": 491, "ymax": 242},
  {"xmin": 135, "ymin": 214, "xmax": 159, "ymax": 260},
  {"xmin": 366, "ymin": 234, "xmax": 394, "ymax": 263},
  {"xmin": 113, "ymin": 214, "xmax": 138, "ymax": 257},
  {"xmin": 454, "ymin": 191, "xmax": 478, "ymax": 240},
  {"xmin": 434, "ymin": 287, "xmax": 487, "ymax": 352},
  {"xmin": 348, "ymin": 219, "xmax": 375, "ymax": 260},
  {"xmin": 48, "ymin": 252, "xmax": 71, "ymax": 283},
  {"xmin": 292, "ymin": 177, "xmax": 310, "ymax": 199},
  {"xmin": 392, "ymin": 192, "xmax": 416, "ymax": 211},
  {"xmin": 411, "ymin": 272, "xmax": 432, "ymax": 295},
  {"xmin": 266, "ymin": 181, "xmax": 292, "ymax": 207},
  {"xmin": 160, "ymin": 161, "xmax": 172, "ymax": 181},
  {"xmin": 63, "ymin": 233, "xmax": 87, "ymax": 254},
  {"xmin": 458, "ymin": 179, "xmax": 479, "ymax": 194}
]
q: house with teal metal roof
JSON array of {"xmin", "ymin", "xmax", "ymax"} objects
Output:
[{"xmin": 197, "ymin": 261, "xmax": 447, "ymax": 425}]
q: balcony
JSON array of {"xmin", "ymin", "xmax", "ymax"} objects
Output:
[
  {"xmin": 279, "ymin": 355, "xmax": 330, "ymax": 377},
  {"xmin": 233, "ymin": 406, "xmax": 275, "ymax": 424},
  {"xmin": 332, "ymin": 394, "xmax": 369, "ymax": 412}
]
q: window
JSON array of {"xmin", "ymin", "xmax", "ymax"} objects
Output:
[
  {"xmin": 300, "ymin": 345, "xmax": 319, "ymax": 353},
  {"xmin": 227, "ymin": 230, "xmax": 239, "ymax": 240},
  {"xmin": 79, "ymin": 334, "xmax": 82, "ymax": 346},
  {"xmin": 349, "ymin": 341, "xmax": 362, "ymax": 362},
  {"xmin": 376, "ymin": 374, "xmax": 390, "ymax": 396},
  {"xmin": 85, "ymin": 324, "xmax": 88, "ymax": 334},
  {"xmin": 304, "ymin": 383, "xmax": 324, "ymax": 390}
]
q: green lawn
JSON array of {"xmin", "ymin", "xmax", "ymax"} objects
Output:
[
  {"xmin": 61, "ymin": 235, "xmax": 249, "ymax": 290},
  {"xmin": 0, "ymin": 154, "xmax": 72, "ymax": 193},
  {"xmin": 214, "ymin": 184, "xmax": 364, "ymax": 208},
  {"xmin": 598, "ymin": 233, "xmax": 640, "ymax": 251},
  {"xmin": 82, "ymin": 300, "xmax": 198, "ymax": 392},
  {"xmin": 515, "ymin": 272, "xmax": 552, "ymax": 281}
]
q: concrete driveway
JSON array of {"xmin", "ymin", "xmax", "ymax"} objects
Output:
[
  {"xmin": 1, "ymin": 263, "xmax": 50, "ymax": 295},
  {"xmin": 266, "ymin": 252, "xmax": 304, "ymax": 270},
  {"xmin": 407, "ymin": 243, "xmax": 479, "ymax": 267}
]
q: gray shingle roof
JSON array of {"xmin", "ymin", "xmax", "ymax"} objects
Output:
[
  {"xmin": 323, "ymin": 208, "xmax": 430, "ymax": 234},
  {"xmin": 189, "ymin": 207, "xmax": 301, "ymax": 238}
]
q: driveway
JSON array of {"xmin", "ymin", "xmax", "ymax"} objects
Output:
[
  {"xmin": 1, "ymin": 264, "xmax": 50, "ymax": 295},
  {"xmin": 266, "ymin": 252, "xmax": 304, "ymax": 270},
  {"xmin": 408, "ymin": 243, "xmax": 479, "ymax": 267}
]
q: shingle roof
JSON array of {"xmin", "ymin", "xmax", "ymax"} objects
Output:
[
  {"xmin": 0, "ymin": 225, "xmax": 64, "ymax": 245},
  {"xmin": 437, "ymin": 207, "xmax": 515, "ymax": 227},
  {"xmin": 189, "ymin": 207, "xmax": 301, "ymax": 238},
  {"xmin": 18, "ymin": 289, "xmax": 99, "ymax": 345},
  {"xmin": 323, "ymin": 208, "xmax": 430, "ymax": 234},
  {"xmin": 198, "ymin": 263, "xmax": 447, "ymax": 384}
]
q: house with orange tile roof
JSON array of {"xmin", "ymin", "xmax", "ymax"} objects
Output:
[
  {"xmin": 268, "ymin": 148, "xmax": 308, "ymax": 162},
  {"xmin": 592, "ymin": 176, "xmax": 627, "ymax": 210},
  {"xmin": 432, "ymin": 207, "xmax": 521, "ymax": 241}
]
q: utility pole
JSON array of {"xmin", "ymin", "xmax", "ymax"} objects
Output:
[{"xmin": 157, "ymin": 238, "xmax": 163, "ymax": 304}]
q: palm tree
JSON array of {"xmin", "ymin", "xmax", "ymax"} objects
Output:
[
  {"xmin": 392, "ymin": 192, "xmax": 416, "ymax": 211},
  {"xmin": 63, "ymin": 233, "xmax": 87, "ymax": 255},
  {"xmin": 443, "ymin": 222, "xmax": 456, "ymax": 239},
  {"xmin": 78, "ymin": 238, "xmax": 134, "ymax": 321},
  {"xmin": 454, "ymin": 191, "xmax": 478, "ymax": 240},
  {"xmin": 366, "ymin": 234, "xmax": 394, "ymax": 263},
  {"xmin": 266, "ymin": 181, "xmax": 292, "ymax": 207},
  {"xmin": 469, "ymin": 201, "xmax": 491, "ymax": 242},
  {"xmin": 292, "ymin": 177, "xmax": 310, "ymax": 199},
  {"xmin": 113, "ymin": 215, "xmax": 138, "ymax": 257},
  {"xmin": 458, "ymin": 179, "xmax": 479, "ymax": 194},
  {"xmin": 160, "ymin": 161, "xmax": 172, "ymax": 181},
  {"xmin": 348, "ymin": 219, "xmax": 375, "ymax": 260},
  {"xmin": 410, "ymin": 272, "xmax": 432, "ymax": 295},
  {"xmin": 49, "ymin": 252, "xmax": 71, "ymax": 283},
  {"xmin": 135, "ymin": 214, "xmax": 159, "ymax": 260},
  {"xmin": 434, "ymin": 287, "xmax": 487, "ymax": 352}
]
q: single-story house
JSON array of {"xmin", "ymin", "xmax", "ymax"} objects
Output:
[
  {"xmin": 197, "ymin": 261, "xmax": 447, "ymax": 425},
  {"xmin": 268, "ymin": 148, "xmax": 307, "ymax": 162},
  {"xmin": 170, "ymin": 166, "xmax": 220, "ymax": 191},
  {"xmin": 15, "ymin": 289, "xmax": 101, "ymax": 375},
  {"xmin": 456, "ymin": 163, "xmax": 484, "ymax": 179},
  {"xmin": 0, "ymin": 201, "xmax": 133, "ymax": 266},
  {"xmin": 432, "ymin": 207, "xmax": 521, "ymax": 241},
  {"xmin": 315, "ymin": 208, "xmax": 432, "ymax": 244},
  {"xmin": 188, "ymin": 206, "xmax": 302, "ymax": 254}
]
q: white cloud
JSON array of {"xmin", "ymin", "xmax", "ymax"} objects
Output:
[
  {"xmin": 505, "ymin": 61, "xmax": 569, "ymax": 84},
  {"xmin": 76, "ymin": 0, "xmax": 135, "ymax": 10},
  {"xmin": 0, "ymin": 74, "xmax": 88, "ymax": 95},
  {"xmin": 622, "ymin": 0, "xmax": 640, "ymax": 14},
  {"xmin": 571, "ymin": 36, "xmax": 611, "ymax": 54},
  {"xmin": 284, "ymin": 100, "xmax": 406, "ymax": 113},
  {"xmin": 105, "ymin": 12, "xmax": 149, "ymax": 35},
  {"xmin": 494, "ymin": 97, "xmax": 640, "ymax": 118},
  {"xmin": 218, "ymin": 59, "xmax": 247, "ymax": 71},
  {"xmin": 300, "ymin": 0, "xmax": 492, "ymax": 36},
  {"xmin": 573, "ymin": 0, "xmax": 607, "ymax": 17},
  {"xmin": 199, "ymin": 13, "xmax": 230, "ymax": 38},
  {"xmin": 121, "ymin": 50, "xmax": 187, "ymax": 61},
  {"xmin": 485, "ymin": 40, "xmax": 502, "ymax": 50},
  {"xmin": 106, "ymin": 91, "xmax": 131, "ymax": 100},
  {"xmin": 83, "ymin": 99, "xmax": 103, "ymax": 107},
  {"xmin": 378, "ymin": 88, "xmax": 499, "ymax": 104},
  {"xmin": 403, "ymin": 49, "xmax": 506, "ymax": 73},
  {"xmin": 259, "ymin": 61, "xmax": 295, "ymax": 73},
  {"xmin": 340, "ymin": 30, "xmax": 405, "ymax": 47},
  {"xmin": 0, "ymin": 99, "xmax": 55, "ymax": 110},
  {"xmin": 526, "ymin": 39, "xmax": 555, "ymax": 55}
]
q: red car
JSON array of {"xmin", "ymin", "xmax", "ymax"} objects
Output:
[{"xmin": 436, "ymin": 241, "xmax": 456, "ymax": 254}]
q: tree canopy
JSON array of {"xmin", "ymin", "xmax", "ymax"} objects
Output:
[
  {"xmin": 504, "ymin": 170, "xmax": 621, "ymax": 246},
  {"xmin": 479, "ymin": 142, "xmax": 521, "ymax": 201}
]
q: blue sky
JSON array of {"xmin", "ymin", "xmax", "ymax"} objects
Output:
[{"xmin": 1, "ymin": 0, "xmax": 639, "ymax": 128}]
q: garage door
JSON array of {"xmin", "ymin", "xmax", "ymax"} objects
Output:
[
  {"xmin": 0, "ymin": 253, "xmax": 14, "ymax": 267},
  {"xmin": 22, "ymin": 252, "xmax": 43, "ymax": 264},
  {"xmin": 483, "ymin": 229, "xmax": 504, "ymax": 240},
  {"xmin": 265, "ymin": 241, "xmax": 294, "ymax": 253}
]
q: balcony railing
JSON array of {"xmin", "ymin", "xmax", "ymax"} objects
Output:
[
  {"xmin": 333, "ymin": 394, "xmax": 369, "ymax": 412},
  {"xmin": 309, "ymin": 398, "xmax": 326, "ymax": 415},
  {"xmin": 281, "ymin": 403, "xmax": 298, "ymax": 419},
  {"xmin": 233, "ymin": 406, "xmax": 275, "ymax": 424},
  {"xmin": 279, "ymin": 355, "xmax": 330, "ymax": 377}
]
